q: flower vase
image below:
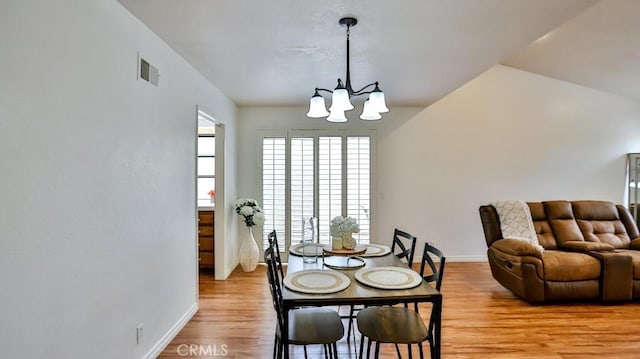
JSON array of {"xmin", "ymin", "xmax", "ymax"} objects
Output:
[
  {"xmin": 239, "ymin": 227, "xmax": 259, "ymax": 272},
  {"xmin": 342, "ymin": 235, "xmax": 356, "ymax": 250},
  {"xmin": 332, "ymin": 236, "xmax": 343, "ymax": 250}
]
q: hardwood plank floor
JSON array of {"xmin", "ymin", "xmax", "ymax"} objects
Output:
[{"xmin": 159, "ymin": 262, "xmax": 640, "ymax": 358}]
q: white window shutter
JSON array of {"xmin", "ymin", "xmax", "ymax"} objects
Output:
[{"xmin": 262, "ymin": 137, "xmax": 286, "ymax": 251}]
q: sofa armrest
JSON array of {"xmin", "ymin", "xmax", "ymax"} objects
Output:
[
  {"xmin": 560, "ymin": 241, "xmax": 614, "ymax": 252},
  {"xmin": 491, "ymin": 238, "xmax": 543, "ymax": 258},
  {"xmin": 630, "ymin": 238, "xmax": 640, "ymax": 250}
]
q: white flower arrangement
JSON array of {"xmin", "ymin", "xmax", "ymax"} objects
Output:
[
  {"xmin": 330, "ymin": 216, "xmax": 360, "ymax": 238},
  {"xmin": 233, "ymin": 198, "xmax": 266, "ymax": 227}
]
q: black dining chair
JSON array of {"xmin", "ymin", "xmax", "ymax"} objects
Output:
[
  {"xmin": 346, "ymin": 228, "xmax": 419, "ymax": 340},
  {"xmin": 391, "ymin": 228, "xmax": 418, "ymax": 267},
  {"xmin": 267, "ymin": 230, "xmax": 284, "ymax": 280},
  {"xmin": 265, "ymin": 246, "xmax": 344, "ymax": 359},
  {"xmin": 357, "ymin": 242, "xmax": 446, "ymax": 359}
]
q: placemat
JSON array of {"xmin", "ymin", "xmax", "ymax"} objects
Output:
[
  {"xmin": 360, "ymin": 244, "xmax": 392, "ymax": 257},
  {"xmin": 283, "ymin": 269, "xmax": 351, "ymax": 294},
  {"xmin": 354, "ymin": 266, "xmax": 422, "ymax": 290}
]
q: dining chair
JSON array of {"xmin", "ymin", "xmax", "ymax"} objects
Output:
[
  {"xmin": 267, "ymin": 230, "xmax": 284, "ymax": 280},
  {"xmin": 265, "ymin": 246, "xmax": 344, "ymax": 359},
  {"xmin": 356, "ymin": 242, "xmax": 446, "ymax": 359},
  {"xmin": 391, "ymin": 228, "xmax": 418, "ymax": 267},
  {"xmin": 346, "ymin": 228, "xmax": 419, "ymax": 340}
]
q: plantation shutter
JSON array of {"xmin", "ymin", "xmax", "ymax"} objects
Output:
[
  {"xmin": 318, "ymin": 136, "xmax": 343, "ymax": 245},
  {"xmin": 290, "ymin": 137, "xmax": 314, "ymax": 246},
  {"xmin": 347, "ymin": 136, "xmax": 371, "ymax": 244},
  {"xmin": 262, "ymin": 137, "xmax": 286, "ymax": 251}
]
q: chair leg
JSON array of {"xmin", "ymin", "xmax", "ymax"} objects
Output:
[
  {"xmin": 273, "ymin": 334, "xmax": 278, "ymax": 359},
  {"xmin": 408, "ymin": 344, "xmax": 413, "ymax": 359},
  {"xmin": 304, "ymin": 345, "xmax": 308, "ymax": 359},
  {"xmin": 333, "ymin": 342, "xmax": 339, "ymax": 359},
  {"xmin": 394, "ymin": 343, "xmax": 402, "ymax": 358},
  {"xmin": 347, "ymin": 305, "xmax": 355, "ymax": 339},
  {"xmin": 366, "ymin": 338, "xmax": 373, "ymax": 359},
  {"xmin": 374, "ymin": 341, "xmax": 380, "ymax": 359},
  {"xmin": 418, "ymin": 342, "xmax": 424, "ymax": 359},
  {"xmin": 359, "ymin": 335, "xmax": 365, "ymax": 359},
  {"xmin": 324, "ymin": 344, "xmax": 329, "ymax": 359}
]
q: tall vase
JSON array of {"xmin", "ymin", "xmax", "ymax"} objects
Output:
[{"xmin": 239, "ymin": 226, "xmax": 259, "ymax": 272}]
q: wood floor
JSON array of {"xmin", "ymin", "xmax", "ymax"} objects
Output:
[{"xmin": 159, "ymin": 262, "xmax": 640, "ymax": 358}]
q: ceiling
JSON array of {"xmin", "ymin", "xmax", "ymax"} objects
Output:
[
  {"xmin": 116, "ymin": 0, "xmax": 638, "ymax": 108},
  {"xmin": 503, "ymin": 0, "xmax": 640, "ymax": 102}
]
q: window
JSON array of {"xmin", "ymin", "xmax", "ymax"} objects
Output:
[
  {"xmin": 260, "ymin": 130, "xmax": 374, "ymax": 254},
  {"xmin": 197, "ymin": 126, "xmax": 215, "ymax": 207}
]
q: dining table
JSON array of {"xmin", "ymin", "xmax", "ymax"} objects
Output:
[{"xmin": 281, "ymin": 248, "xmax": 442, "ymax": 359}]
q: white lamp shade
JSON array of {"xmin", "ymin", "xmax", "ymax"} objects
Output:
[
  {"xmin": 368, "ymin": 91, "xmax": 389, "ymax": 113},
  {"xmin": 327, "ymin": 108, "xmax": 348, "ymax": 123},
  {"xmin": 330, "ymin": 88, "xmax": 354, "ymax": 111},
  {"xmin": 306, "ymin": 95, "xmax": 329, "ymax": 118},
  {"xmin": 360, "ymin": 100, "xmax": 382, "ymax": 120}
]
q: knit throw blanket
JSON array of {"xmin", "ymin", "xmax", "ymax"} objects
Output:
[{"xmin": 490, "ymin": 200, "xmax": 543, "ymax": 251}]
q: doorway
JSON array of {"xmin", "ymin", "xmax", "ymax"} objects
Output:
[{"xmin": 196, "ymin": 109, "xmax": 225, "ymax": 279}]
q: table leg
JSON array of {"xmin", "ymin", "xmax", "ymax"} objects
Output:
[
  {"xmin": 282, "ymin": 305, "xmax": 289, "ymax": 359},
  {"xmin": 433, "ymin": 296, "xmax": 442, "ymax": 359}
]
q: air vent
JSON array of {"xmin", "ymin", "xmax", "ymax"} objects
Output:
[{"xmin": 138, "ymin": 55, "xmax": 159, "ymax": 86}]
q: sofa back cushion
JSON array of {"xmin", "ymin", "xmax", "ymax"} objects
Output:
[
  {"xmin": 617, "ymin": 204, "xmax": 640, "ymax": 238},
  {"xmin": 528, "ymin": 202, "xmax": 557, "ymax": 249},
  {"xmin": 572, "ymin": 200, "xmax": 631, "ymax": 249},
  {"xmin": 543, "ymin": 200, "xmax": 585, "ymax": 246}
]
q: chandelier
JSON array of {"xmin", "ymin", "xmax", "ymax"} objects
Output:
[{"xmin": 306, "ymin": 17, "xmax": 389, "ymax": 122}]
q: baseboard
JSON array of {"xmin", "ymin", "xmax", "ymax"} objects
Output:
[
  {"xmin": 143, "ymin": 302, "xmax": 199, "ymax": 359},
  {"xmin": 414, "ymin": 254, "xmax": 487, "ymax": 263},
  {"xmin": 448, "ymin": 255, "xmax": 487, "ymax": 262},
  {"xmin": 217, "ymin": 259, "xmax": 239, "ymax": 280}
]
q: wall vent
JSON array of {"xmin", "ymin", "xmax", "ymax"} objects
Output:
[{"xmin": 138, "ymin": 55, "xmax": 159, "ymax": 86}]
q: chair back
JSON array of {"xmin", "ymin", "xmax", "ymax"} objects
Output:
[
  {"xmin": 267, "ymin": 230, "xmax": 284, "ymax": 279},
  {"xmin": 264, "ymin": 246, "xmax": 285, "ymax": 332},
  {"xmin": 419, "ymin": 243, "xmax": 446, "ymax": 338},
  {"xmin": 419, "ymin": 243, "xmax": 446, "ymax": 291},
  {"xmin": 391, "ymin": 228, "xmax": 417, "ymax": 267}
]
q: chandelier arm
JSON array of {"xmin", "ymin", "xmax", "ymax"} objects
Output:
[
  {"xmin": 315, "ymin": 87, "xmax": 334, "ymax": 94},
  {"xmin": 350, "ymin": 82, "xmax": 379, "ymax": 96}
]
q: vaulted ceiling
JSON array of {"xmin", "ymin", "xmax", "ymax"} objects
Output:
[{"xmin": 117, "ymin": 0, "xmax": 638, "ymax": 107}]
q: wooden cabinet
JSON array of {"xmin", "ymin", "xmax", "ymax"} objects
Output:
[{"xmin": 198, "ymin": 210, "xmax": 215, "ymax": 270}]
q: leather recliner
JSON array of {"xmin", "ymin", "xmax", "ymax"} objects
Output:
[{"xmin": 479, "ymin": 200, "xmax": 640, "ymax": 302}]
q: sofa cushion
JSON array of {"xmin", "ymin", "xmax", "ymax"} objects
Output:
[
  {"xmin": 528, "ymin": 202, "xmax": 557, "ymax": 250},
  {"xmin": 560, "ymin": 241, "xmax": 615, "ymax": 253},
  {"xmin": 572, "ymin": 201, "xmax": 631, "ymax": 249},
  {"xmin": 618, "ymin": 205, "xmax": 640, "ymax": 238},
  {"xmin": 544, "ymin": 201, "xmax": 585, "ymax": 247},
  {"xmin": 576, "ymin": 221, "xmax": 630, "ymax": 248},
  {"xmin": 541, "ymin": 250, "xmax": 600, "ymax": 281}
]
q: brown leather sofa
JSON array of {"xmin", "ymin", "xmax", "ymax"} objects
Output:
[{"xmin": 479, "ymin": 200, "xmax": 640, "ymax": 302}]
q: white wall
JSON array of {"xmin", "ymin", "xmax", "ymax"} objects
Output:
[
  {"xmin": 0, "ymin": 1, "xmax": 237, "ymax": 358},
  {"xmin": 238, "ymin": 65, "xmax": 640, "ymax": 261}
]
